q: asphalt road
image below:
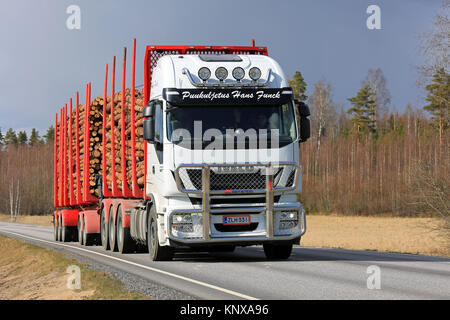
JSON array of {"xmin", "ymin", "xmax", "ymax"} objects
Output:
[{"xmin": 0, "ymin": 221, "xmax": 449, "ymax": 300}]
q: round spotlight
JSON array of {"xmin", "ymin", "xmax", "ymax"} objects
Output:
[
  {"xmin": 232, "ymin": 67, "xmax": 245, "ymax": 81},
  {"xmin": 249, "ymin": 67, "xmax": 262, "ymax": 81},
  {"xmin": 198, "ymin": 67, "xmax": 211, "ymax": 81},
  {"xmin": 215, "ymin": 67, "xmax": 228, "ymax": 81}
]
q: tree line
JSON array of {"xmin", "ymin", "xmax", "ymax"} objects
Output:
[
  {"xmin": 0, "ymin": 126, "xmax": 54, "ymax": 147},
  {"xmin": 0, "ymin": 127, "xmax": 55, "ymax": 218},
  {"xmin": 0, "ymin": 2, "xmax": 447, "ymax": 223}
]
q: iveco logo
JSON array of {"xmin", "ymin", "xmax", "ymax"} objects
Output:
[{"xmin": 213, "ymin": 166, "xmax": 260, "ymax": 174}]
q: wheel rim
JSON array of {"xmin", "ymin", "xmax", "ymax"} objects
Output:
[
  {"xmin": 109, "ymin": 216, "xmax": 115, "ymax": 248},
  {"xmin": 58, "ymin": 217, "xmax": 62, "ymax": 241},
  {"xmin": 101, "ymin": 211, "xmax": 107, "ymax": 246},
  {"xmin": 117, "ymin": 215, "xmax": 123, "ymax": 248},
  {"xmin": 83, "ymin": 218, "xmax": 87, "ymax": 244},
  {"xmin": 78, "ymin": 218, "xmax": 82, "ymax": 243}
]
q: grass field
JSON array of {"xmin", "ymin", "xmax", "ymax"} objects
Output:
[
  {"xmin": 0, "ymin": 234, "xmax": 150, "ymax": 300},
  {"xmin": 1, "ymin": 213, "xmax": 449, "ymax": 257},
  {"xmin": 301, "ymin": 214, "xmax": 449, "ymax": 257}
]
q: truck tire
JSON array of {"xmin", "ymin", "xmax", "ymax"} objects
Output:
[
  {"xmin": 78, "ymin": 215, "xmax": 84, "ymax": 245},
  {"xmin": 116, "ymin": 205, "xmax": 135, "ymax": 254},
  {"xmin": 100, "ymin": 207, "xmax": 110, "ymax": 250},
  {"xmin": 57, "ymin": 215, "xmax": 63, "ymax": 242},
  {"xmin": 109, "ymin": 212, "xmax": 118, "ymax": 252},
  {"xmin": 263, "ymin": 243, "xmax": 293, "ymax": 260},
  {"xmin": 61, "ymin": 226, "xmax": 71, "ymax": 242},
  {"xmin": 53, "ymin": 218, "xmax": 60, "ymax": 241},
  {"xmin": 148, "ymin": 205, "xmax": 173, "ymax": 261},
  {"xmin": 83, "ymin": 216, "xmax": 96, "ymax": 246}
]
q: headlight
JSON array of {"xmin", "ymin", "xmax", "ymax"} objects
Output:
[
  {"xmin": 249, "ymin": 67, "xmax": 261, "ymax": 81},
  {"xmin": 198, "ymin": 67, "xmax": 211, "ymax": 81},
  {"xmin": 171, "ymin": 212, "xmax": 203, "ymax": 238},
  {"xmin": 215, "ymin": 67, "xmax": 228, "ymax": 81},
  {"xmin": 232, "ymin": 67, "xmax": 245, "ymax": 81},
  {"xmin": 172, "ymin": 213, "xmax": 192, "ymax": 224},
  {"xmin": 278, "ymin": 211, "xmax": 298, "ymax": 230},
  {"xmin": 280, "ymin": 212, "xmax": 298, "ymax": 220}
]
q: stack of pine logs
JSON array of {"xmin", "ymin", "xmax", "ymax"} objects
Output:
[
  {"xmin": 104, "ymin": 89, "xmax": 145, "ymax": 192},
  {"xmin": 70, "ymin": 99, "xmax": 103, "ymax": 198},
  {"xmin": 65, "ymin": 88, "xmax": 145, "ymax": 199}
]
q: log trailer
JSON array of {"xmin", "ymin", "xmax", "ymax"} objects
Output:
[{"xmin": 53, "ymin": 39, "xmax": 311, "ymax": 260}]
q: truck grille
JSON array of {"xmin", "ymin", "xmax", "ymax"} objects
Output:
[
  {"xmin": 176, "ymin": 163, "xmax": 298, "ymax": 193},
  {"xmin": 186, "ymin": 168, "xmax": 281, "ymax": 191}
]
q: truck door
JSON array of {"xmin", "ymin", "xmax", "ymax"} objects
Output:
[{"xmin": 147, "ymin": 100, "xmax": 165, "ymax": 191}]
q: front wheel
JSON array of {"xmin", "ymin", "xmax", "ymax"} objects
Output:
[
  {"xmin": 263, "ymin": 243, "xmax": 293, "ymax": 260},
  {"xmin": 147, "ymin": 206, "xmax": 173, "ymax": 261}
]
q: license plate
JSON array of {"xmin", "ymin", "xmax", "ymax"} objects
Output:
[{"xmin": 223, "ymin": 215, "xmax": 251, "ymax": 225}]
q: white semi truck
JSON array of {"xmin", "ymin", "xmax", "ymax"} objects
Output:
[{"xmin": 53, "ymin": 41, "xmax": 310, "ymax": 261}]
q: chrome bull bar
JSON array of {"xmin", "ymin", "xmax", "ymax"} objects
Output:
[{"xmin": 174, "ymin": 162, "xmax": 302, "ymax": 242}]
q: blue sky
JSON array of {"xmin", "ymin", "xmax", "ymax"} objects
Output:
[{"xmin": 0, "ymin": 0, "xmax": 443, "ymax": 136}]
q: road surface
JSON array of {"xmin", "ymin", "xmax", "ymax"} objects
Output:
[{"xmin": 0, "ymin": 221, "xmax": 449, "ymax": 300}]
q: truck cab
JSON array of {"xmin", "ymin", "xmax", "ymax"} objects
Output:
[{"xmin": 141, "ymin": 53, "xmax": 310, "ymax": 260}]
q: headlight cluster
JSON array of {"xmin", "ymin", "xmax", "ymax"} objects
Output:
[
  {"xmin": 197, "ymin": 66, "xmax": 261, "ymax": 82},
  {"xmin": 278, "ymin": 211, "xmax": 298, "ymax": 230},
  {"xmin": 172, "ymin": 213, "xmax": 193, "ymax": 233},
  {"xmin": 171, "ymin": 213, "xmax": 203, "ymax": 238}
]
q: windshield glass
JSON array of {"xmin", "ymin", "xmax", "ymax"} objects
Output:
[{"xmin": 166, "ymin": 102, "xmax": 297, "ymax": 149}]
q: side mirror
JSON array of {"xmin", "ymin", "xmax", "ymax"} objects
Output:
[
  {"xmin": 143, "ymin": 106, "xmax": 155, "ymax": 142},
  {"xmin": 295, "ymin": 100, "xmax": 311, "ymax": 143},
  {"xmin": 143, "ymin": 106, "xmax": 154, "ymax": 118}
]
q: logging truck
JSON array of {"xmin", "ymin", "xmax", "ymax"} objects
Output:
[{"xmin": 53, "ymin": 39, "xmax": 310, "ymax": 260}]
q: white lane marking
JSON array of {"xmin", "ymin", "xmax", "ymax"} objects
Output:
[{"xmin": 0, "ymin": 229, "xmax": 258, "ymax": 300}]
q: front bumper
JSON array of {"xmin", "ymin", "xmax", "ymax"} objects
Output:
[
  {"xmin": 167, "ymin": 204, "xmax": 306, "ymax": 244},
  {"xmin": 169, "ymin": 163, "xmax": 306, "ymax": 244}
]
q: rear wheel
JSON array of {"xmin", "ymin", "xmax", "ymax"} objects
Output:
[
  {"xmin": 61, "ymin": 226, "xmax": 71, "ymax": 242},
  {"xmin": 58, "ymin": 215, "xmax": 63, "ymax": 242},
  {"xmin": 117, "ymin": 205, "xmax": 135, "ymax": 253},
  {"xmin": 78, "ymin": 216, "xmax": 84, "ymax": 245},
  {"xmin": 263, "ymin": 243, "xmax": 293, "ymax": 260},
  {"xmin": 109, "ymin": 212, "xmax": 118, "ymax": 251},
  {"xmin": 148, "ymin": 206, "xmax": 173, "ymax": 261},
  {"xmin": 101, "ymin": 207, "xmax": 110, "ymax": 250},
  {"xmin": 83, "ymin": 217, "xmax": 96, "ymax": 246},
  {"xmin": 53, "ymin": 216, "xmax": 60, "ymax": 241}
]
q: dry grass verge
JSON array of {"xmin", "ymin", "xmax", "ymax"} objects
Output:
[
  {"xmin": 0, "ymin": 234, "xmax": 150, "ymax": 300},
  {"xmin": 0, "ymin": 213, "xmax": 52, "ymax": 226},
  {"xmin": 302, "ymin": 214, "xmax": 450, "ymax": 257}
]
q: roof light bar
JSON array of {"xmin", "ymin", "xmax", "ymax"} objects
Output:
[{"xmin": 182, "ymin": 68, "xmax": 272, "ymax": 88}]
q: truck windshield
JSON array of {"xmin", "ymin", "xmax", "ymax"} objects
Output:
[{"xmin": 166, "ymin": 102, "xmax": 297, "ymax": 149}]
